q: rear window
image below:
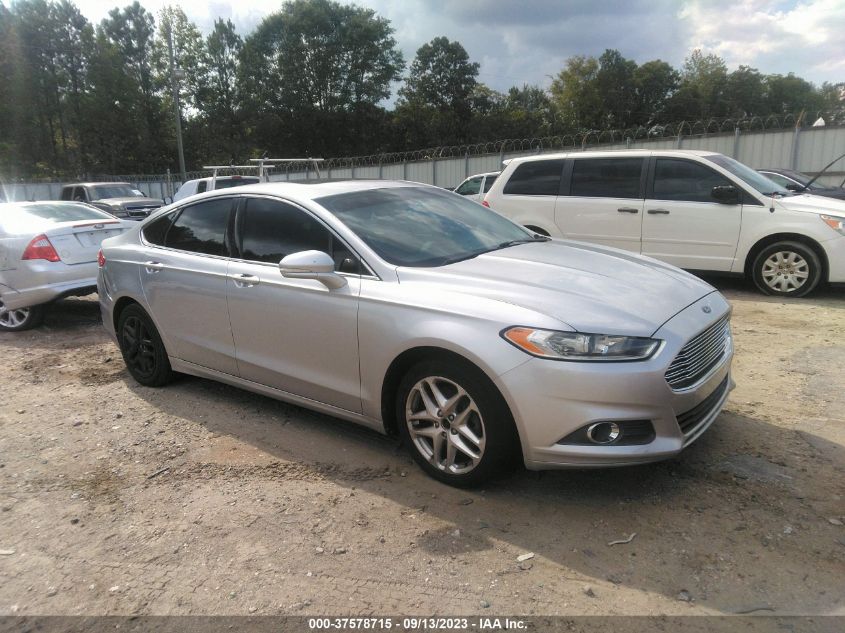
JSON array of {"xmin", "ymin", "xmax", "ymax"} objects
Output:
[
  {"xmin": 569, "ymin": 158, "xmax": 643, "ymax": 199},
  {"xmin": 215, "ymin": 177, "xmax": 260, "ymax": 190},
  {"xmin": 503, "ymin": 160, "xmax": 564, "ymax": 196},
  {"xmin": 11, "ymin": 202, "xmax": 114, "ymax": 223}
]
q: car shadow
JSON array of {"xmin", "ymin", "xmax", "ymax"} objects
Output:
[
  {"xmin": 125, "ymin": 372, "xmax": 845, "ymax": 616},
  {"xmin": 0, "ymin": 295, "xmax": 103, "ymax": 349},
  {"xmin": 699, "ymin": 274, "xmax": 845, "ymax": 309}
]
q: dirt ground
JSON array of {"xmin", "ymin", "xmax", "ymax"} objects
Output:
[{"xmin": 0, "ymin": 278, "xmax": 843, "ymax": 617}]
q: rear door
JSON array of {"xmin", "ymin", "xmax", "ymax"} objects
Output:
[
  {"xmin": 555, "ymin": 156, "xmax": 645, "ymax": 251},
  {"xmin": 641, "ymin": 157, "xmax": 741, "ymax": 271},
  {"xmin": 139, "ymin": 196, "xmax": 238, "ymax": 374},
  {"xmin": 226, "ymin": 195, "xmax": 362, "ymax": 413}
]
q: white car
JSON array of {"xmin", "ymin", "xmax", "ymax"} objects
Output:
[
  {"xmin": 483, "ymin": 150, "xmax": 845, "ymax": 297},
  {"xmin": 453, "ymin": 171, "xmax": 500, "ymax": 202},
  {"xmin": 173, "ymin": 175, "xmax": 261, "ymax": 202},
  {"xmin": 0, "ymin": 201, "xmax": 127, "ymax": 330}
]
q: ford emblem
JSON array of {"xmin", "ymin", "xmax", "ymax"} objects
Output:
[{"xmin": 702, "ymin": 305, "xmax": 712, "ymax": 314}]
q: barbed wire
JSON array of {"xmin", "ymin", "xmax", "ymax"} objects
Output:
[{"xmin": 9, "ymin": 110, "xmax": 843, "ymax": 184}]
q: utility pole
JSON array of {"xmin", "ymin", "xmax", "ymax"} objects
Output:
[{"xmin": 167, "ymin": 22, "xmax": 187, "ymax": 182}]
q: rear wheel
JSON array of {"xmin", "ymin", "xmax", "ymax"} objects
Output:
[
  {"xmin": 0, "ymin": 302, "xmax": 44, "ymax": 332},
  {"xmin": 396, "ymin": 359, "xmax": 519, "ymax": 487},
  {"xmin": 751, "ymin": 241, "xmax": 822, "ymax": 297},
  {"xmin": 117, "ymin": 304, "xmax": 173, "ymax": 386}
]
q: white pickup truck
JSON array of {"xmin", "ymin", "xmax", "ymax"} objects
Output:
[{"xmin": 172, "ymin": 175, "xmax": 260, "ymax": 202}]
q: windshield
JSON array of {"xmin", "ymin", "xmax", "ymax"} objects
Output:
[
  {"xmin": 316, "ymin": 186, "xmax": 538, "ymax": 267},
  {"xmin": 705, "ymin": 155, "xmax": 789, "ymax": 196},
  {"xmin": 92, "ymin": 184, "xmax": 144, "ymax": 199}
]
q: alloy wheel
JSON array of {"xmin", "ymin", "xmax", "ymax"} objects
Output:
[
  {"xmin": 0, "ymin": 303, "xmax": 31, "ymax": 329},
  {"xmin": 121, "ymin": 315, "xmax": 158, "ymax": 379},
  {"xmin": 405, "ymin": 376, "xmax": 486, "ymax": 474}
]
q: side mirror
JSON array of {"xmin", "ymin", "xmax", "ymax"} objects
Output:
[
  {"xmin": 711, "ymin": 185, "xmax": 741, "ymax": 205},
  {"xmin": 279, "ymin": 250, "xmax": 347, "ymax": 290},
  {"xmin": 785, "ymin": 183, "xmax": 803, "ymax": 192}
]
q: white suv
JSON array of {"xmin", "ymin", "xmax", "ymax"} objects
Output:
[{"xmin": 483, "ymin": 149, "xmax": 845, "ymax": 297}]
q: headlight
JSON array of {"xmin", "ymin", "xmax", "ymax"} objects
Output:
[
  {"xmin": 502, "ymin": 326, "xmax": 660, "ymax": 361},
  {"xmin": 821, "ymin": 214, "xmax": 845, "ymax": 235}
]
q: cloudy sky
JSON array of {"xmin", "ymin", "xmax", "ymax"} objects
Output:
[{"xmin": 73, "ymin": 0, "xmax": 845, "ymax": 92}]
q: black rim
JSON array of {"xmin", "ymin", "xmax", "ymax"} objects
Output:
[{"xmin": 121, "ymin": 316, "xmax": 157, "ymax": 378}]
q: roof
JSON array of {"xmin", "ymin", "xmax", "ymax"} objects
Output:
[
  {"xmin": 63, "ymin": 182, "xmax": 132, "ymax": 187},
  {"xmin": 503, "ymin": 148, "xmax": 720, "ymax": 165},
  {"xmin": 199, "ymin": 179, "xmax": 422, "ymax": 204}
]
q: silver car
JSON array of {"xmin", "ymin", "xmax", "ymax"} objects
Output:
[
  {"xmin": 0, "ymin": 201, "xmax": 127, "ymax": 331},
  {"xmin": 98, "ymin": 181, "xmax": 734, "ymax": 486}
]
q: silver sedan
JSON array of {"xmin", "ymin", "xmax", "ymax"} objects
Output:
[
  {"xmin": 98, "ymin": 181, "xmax": 734, "ymax": 486},
  {"xmin": 0, "ymin": 201, "xmax": 127, "ymax": 331}
]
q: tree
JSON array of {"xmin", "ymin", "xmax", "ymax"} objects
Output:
[
  {"xmin": 675, "ymin": 49, "xmax": 728, "ymax": 119},
  {"xmin": 594, "ymin": 49, "xmax": 637, "ymax": 128},
  {"xmin": 724, "ymin": 65, "xmax": 766, "ymax": 117},
  {"xmin": 239, "ymin": 0, "xmax": 403, "ymax": 156},
  {"xmin": 632, "ymin": 60, "xmax": 678, "ymax": 124},
  {"xmin": 550, "ymin": 55, "xmax": 601, "ymax": 130},
  {"xmin": 765, "ymin": 73, "xmax": 825, "ymax": 116}
]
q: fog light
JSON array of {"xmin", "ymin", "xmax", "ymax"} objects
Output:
[{"xmin": 586, "ymin": 421, "xmax": 621, "ymax": 445}]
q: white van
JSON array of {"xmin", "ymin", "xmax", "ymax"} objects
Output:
[
  {"xmin": 483, "ymin": 149, "xmax": 845, "ymax": 297},
  {"xmin": 453, "ymin": 171, "xmax": 500, "ymax": 201}
]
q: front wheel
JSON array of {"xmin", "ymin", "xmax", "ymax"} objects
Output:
[
  {"xmin": 396, "ymin": 359, "xmax": 519, "ymax": 487},
  {"xmin": 751, "ymin": 241, "xmax": 822, "ymax": 297},
  {"xmin": 0, "ymin": 302, "xmax": 44, "ymax": 332},
  {"xmin": 117, "ymin": 304, "xmax": 173, "ymax": 386}
]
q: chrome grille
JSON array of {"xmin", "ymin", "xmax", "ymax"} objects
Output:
[{"xmin": 665, "ymin": 315, "xmax": 730, "ymax": 390}]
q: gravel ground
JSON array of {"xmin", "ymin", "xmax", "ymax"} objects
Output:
[{"xmin": 0, "ymin": 279, "xmax": 843, "ymax": 617}]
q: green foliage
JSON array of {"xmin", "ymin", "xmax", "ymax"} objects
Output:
[{"xmin": 0, "ymin": 1, "xmax": 841, "ymax": 179}]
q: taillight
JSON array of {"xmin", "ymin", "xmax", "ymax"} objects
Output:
[
  {"xmin": 97, "ymin": 249, "xmax": 106, "ymax": 267},
  {"xmin": 481, "ymin": 200, "xmax": 490, "ymax": 207},
  {"xmin": 22, "ymin": 234, "xmax": 61, "ymax": 262}
]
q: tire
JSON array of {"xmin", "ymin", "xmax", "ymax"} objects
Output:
[
  {"xmin": 751, "ymin": 241, "xmax": 822, "ymax": 298},
  {"xmin": 396, "ymin": 359, "xmax": 520, "ymax": 487},
  {"xmin": 0, "ymin": 302, "xmax": 44, "ymax": 332},
  {"xmin": 116, "ymin": 303, "xmax": 173, "ymax": 387}
]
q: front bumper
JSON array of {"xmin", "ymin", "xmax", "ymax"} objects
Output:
[
  {"xmin": 496, "ymin": 293, "xmax": 734, "ymax": 469},
  {"xmin": 0, "ymin": 261, "xmax": 98, "ymax": 310}
]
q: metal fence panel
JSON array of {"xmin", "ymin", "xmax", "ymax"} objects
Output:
[{"xmin": 8, "ymin": 123, "xmax": 845, "ymax": 199}]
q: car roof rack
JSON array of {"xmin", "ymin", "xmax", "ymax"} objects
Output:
[
  {"xmin": 249, "ymin": 158, "xmax": 325, "ymax": 182},
  {"xmin": 201, "ymin": 165, "xmax": 270, "ymax": 191}
]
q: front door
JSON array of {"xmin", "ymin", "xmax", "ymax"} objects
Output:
[
  {"xmin": 641, "ymin": 157, "xmax": 742, "ymax": 271},
  {"xmin": 226, "ymin": 196, "xmax": 363, "ymax": 413}
]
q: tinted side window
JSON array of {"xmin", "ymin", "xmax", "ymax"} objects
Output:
[
  {"xmin": 653, "ymin": 159, "xmax": 731, "ymax": 203},
  {"xmin": 456, "ymin": 177, "xmax": 481, "ymax": 196},
  {"xmin": 142, "ymin": 211, "xmax": 177, "ymax": 246},
  {"xmin": 503, "ymin": 160, "xmax": 564, "ymax": 196},
  {"xmin": 164, "ymin": 198, "xmax": 232, "ymax": 256},
  {"xmin": 482, "ymin": 175, "xmax": 498, "ymax": 193},
  {"xmin": 196, "ymin": 181, "xmax": 207, "ymax": 193},
  {"xmin": 570, "ymin": 158, "xmax": 643, "ymax": 198},
  {"xmin": 60, "ymin": 188, "xmax": 73, "ymax": 201},
  {"xmin": 240, "ymin": 198, "xmax": 359, "ymax": 273}
]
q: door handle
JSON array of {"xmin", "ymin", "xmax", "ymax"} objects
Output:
[
  {"xmin": 228, "ymin": 273, "xmax": 260, "ymax": 288},
  {"xmin": 144, "ymin": 261, "xmax": 164, "ymax": 273},
  {"xmin": 617, "ymin": 207, "xmax": 639, "ymax": 214},
  {"xmin": 647, "ymin": 209, "xmax": 671, "ymax": 215}
]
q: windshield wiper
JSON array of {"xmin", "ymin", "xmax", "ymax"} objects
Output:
[
  {"xmin": 496, "ymin": 236, "xmax": 551, "ymax": 249},
  {"xmin": 437, "ymin": 236, "xmax": 551, "ymax": 267}
]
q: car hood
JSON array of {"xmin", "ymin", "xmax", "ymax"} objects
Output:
[
  {"xmin": 95, "ymin": 197, "xmax": 163, "ymax": 206},
  {"xmin": 775, "ymin": 192, "xmax": 845, "ymax": 217},
  {"xmin": 396, "ymin": 240, "xmax": 717, "ymax": 337}
]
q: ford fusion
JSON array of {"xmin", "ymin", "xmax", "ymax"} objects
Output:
[{"xmin": 98, "ymin": 181, "xmax": 734, "ymax": 486}]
